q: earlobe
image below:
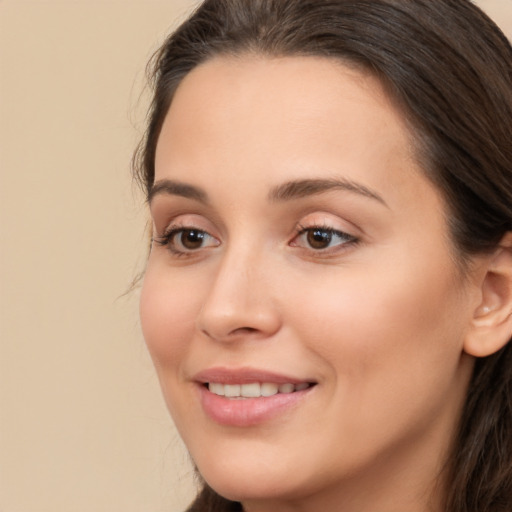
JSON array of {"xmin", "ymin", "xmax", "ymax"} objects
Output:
[{"xmin": 464, "ymin": 233, "xmax": 512, "ymax": 358}]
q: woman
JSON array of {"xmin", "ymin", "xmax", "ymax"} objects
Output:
[{"xmin": 134, "ymin": 1, "xmax": 512, "ymax": 511}]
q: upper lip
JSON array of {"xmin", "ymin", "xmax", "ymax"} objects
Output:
[{"xmin": 193, "ymin": 367, "xmax": 315, "ymax": 385}]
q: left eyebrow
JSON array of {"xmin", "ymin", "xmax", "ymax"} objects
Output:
[{"xmin": 268, "ymin": 178, "xmax": 388, "ymax": 207}]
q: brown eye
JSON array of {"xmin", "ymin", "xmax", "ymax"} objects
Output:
[
  {"xmin": 291, "ymin": 226, "xmax": 357, "ymax": 252},
  {"xmin": 154, "ymin": 226, "xmax": 219, "ymax": 254},
  {"xmin": 307, "ymin": 229, "xmax": 333, "ymax": 250},
  {"xmin": 179, "ymin": 229, "xmax": 207, "ymax": 250}
]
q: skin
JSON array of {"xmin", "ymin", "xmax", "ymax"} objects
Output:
[{"xmin": 140, "ymin": 56, "xmax": 485, "ymax": 512}]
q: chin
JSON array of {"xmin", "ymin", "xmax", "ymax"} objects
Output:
[
  {"xmin": 194, "ymin": 452, "xmax": 308, "ymax": 503},
  {"xmin": 204, "ymin": 474, "xmax": 300, "ymax": 504},
  {"xmin": 206, "ymin": 478, "xmax": 281, "ymax": 503}
]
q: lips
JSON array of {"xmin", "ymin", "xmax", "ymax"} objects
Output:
[{"xmin": 193, "ymin": 367, "xmax": 316, "ymax": 426}]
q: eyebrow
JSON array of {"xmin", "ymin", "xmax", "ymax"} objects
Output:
[
  {"xmin": 148, "ymin": 177, "xmax": 388, "ymax": 208},
  {"xmin": 268, "ymin": 178, "xmax": 388, "ymax": 207},
  {"xmin": 148, "ymin": 179, "xmax": 209, "ymax": 204}
]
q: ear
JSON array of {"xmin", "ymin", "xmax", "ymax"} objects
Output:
[{"xmin": 464, "ymin": 233, "xmax": 512, "ymax": 358}]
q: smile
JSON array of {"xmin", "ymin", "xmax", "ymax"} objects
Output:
[
  {"xmin": 207, "ymin": 382, "xmax": 312, "ymax": 398},
  {"xmin": 193, "ymin": 369, "xmax": 317, "ymax": 426}
]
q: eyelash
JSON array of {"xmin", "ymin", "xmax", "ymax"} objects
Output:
[
  {"xmin": 293, "ymin": 224, "xmax": 359, "ymax": 253},
  {"xmin": 153, "ymin": 223, "xmax": 359, "ymax": 257},
  {"xmin": 153, "ymin": 225, "xmax": 219, "ymax": 257}
]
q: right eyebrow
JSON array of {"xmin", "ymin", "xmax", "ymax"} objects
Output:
[{"xmin": 148, "ymin": 179, "xmax": 209, "ymax": 204}]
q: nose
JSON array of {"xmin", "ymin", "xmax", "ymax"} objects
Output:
[{"xmin": 195, "ymin": 247, "xmax": 281, "ymax": 343}]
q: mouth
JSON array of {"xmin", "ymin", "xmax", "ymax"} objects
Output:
[
  {"xmin": 205, "ymin": 381, "xmax": 314, "ymax": 399},
  {"xmin": 193, "ymin": 368, "xmax": 317, "ymax": 426}
]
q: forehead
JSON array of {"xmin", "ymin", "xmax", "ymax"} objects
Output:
[{"xmin": 154, "ymin": 55, "xmax": 424, "ymax": 206}]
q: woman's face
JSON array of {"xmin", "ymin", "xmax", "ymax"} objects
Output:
[{"xmin": 141, "ymin": 56, "xmax": 480, "ymax": 510}]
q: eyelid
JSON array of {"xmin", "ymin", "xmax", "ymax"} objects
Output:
[
  {"xmin": 152, "ymin": 213, "xmax": 221, "ymax": 256},
  {"xmin": 153, "ymin": 225, "xmax": 220, "ymax": 257},
  {"xmin": 291, "ymin": 225, "xmax": 357, "ymax": 246},
  {"xmin": 289, "ymin": 214, "xmax": 361, "ymax": 255},
  {"xmin": 149, "ymin": 194, "xmax": 227, "ymax": 237},
  {"xmin": 293, "ymin": 212, "xmax": 361, "ymax": 237},
  {"xmin": 152, "ymin": 211, "xmax": 217, "ymax": 237}
]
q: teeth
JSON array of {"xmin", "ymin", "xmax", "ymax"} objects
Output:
[
  {"xmin": 224, "ymin": 384, "xmax": 241, "ymax": 397},
  {"xmin": 241, "ymin": 383, "xmax": 261, "ymax": 397},
  {"xmin": 278, "ymin": 383, "xmax": 295, "ymax": 394},
  {"xmin": 261, "ymin": 382, "xmax": 278, "ymax": 396},
  {"xmin": 209, "ymin": 382, "xmax": 225, "ymax": 396},
  {"xmin": 208, "ymin": 382, "xmax": 311, "ymax": 398}
]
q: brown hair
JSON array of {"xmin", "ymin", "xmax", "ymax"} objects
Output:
[{"xmin": 134, "ymin": 1, "xmax": 512, "ymax": 510}]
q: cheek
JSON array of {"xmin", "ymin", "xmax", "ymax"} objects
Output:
[
  {"xmin": 288, "ymin": 257, "xmax": 467, "ymax": 400},
  {"xmin": 280, "ymin": 261, "xmax": 470, "ymax": 463},
  {"xmin": 139, "ymin": 265, "xmax": 199, "ymax": 371}
]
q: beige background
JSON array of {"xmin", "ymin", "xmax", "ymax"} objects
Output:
[{"xmin": 0, "ymin": 1, "xmax": 510, "ymax": 511}]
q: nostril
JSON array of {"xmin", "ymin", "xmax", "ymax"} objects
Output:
[
  {"xmin": 233, "ymin": 326, "xmax": 258, "ymax": 335},
  {"xmin": 196, "ymin": 297, "xmax": 281, "ymax": 342}
]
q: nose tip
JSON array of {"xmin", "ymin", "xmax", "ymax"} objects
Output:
[
  {"xmin": 195, "ymin": 258, "xmax": 281, "ymax": 343},
  {"xmin": 196, "ymin": 300, "xmax": 281, "ymax": 343}
]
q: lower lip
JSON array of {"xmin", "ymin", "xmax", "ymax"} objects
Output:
[{"xmin": 198, "ymin": 385, "xmax": 313, "ymax": 427}]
